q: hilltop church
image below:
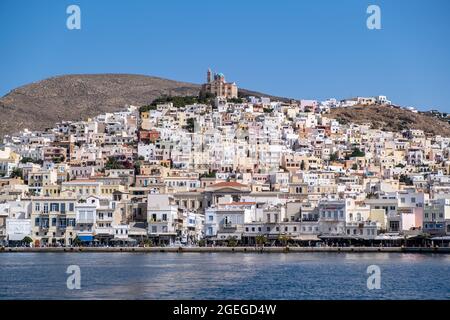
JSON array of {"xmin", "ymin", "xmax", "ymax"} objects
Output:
[{"xmin": 200, "ymin": 69, "xmax": 238, "ymax": 99}]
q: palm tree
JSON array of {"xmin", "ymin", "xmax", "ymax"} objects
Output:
[
  {"xmin": 227, "ymin": 236, "xmax": 238, "ymax": 247},
  {"xmin": 255, "ymin": 235, "xmax": 267, "ymax": 247},
  {"xmin": 278, "ymin": 235, "xmax": 291, "ymax": 247},
  {"xmin": 72, "ymin": 236, "xmax": 82, "ymax": 247}
]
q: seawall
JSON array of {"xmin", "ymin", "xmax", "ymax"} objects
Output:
[{"xmin": 1, "ymin": 246, "xmax": 449, "ymax": 253}]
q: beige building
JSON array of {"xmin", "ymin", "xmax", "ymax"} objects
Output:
[
  {"xmin": 29, "ymin": 191, "xmax": 78, "ymax": 246},
  {"xmin": 201, "ymin": 69, "xmax": 238, "ymax": 99}
]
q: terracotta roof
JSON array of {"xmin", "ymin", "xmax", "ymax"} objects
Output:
[
  {"xmin": 223, "ymin": 202, "xmax": 256, "ymax": 205},
  {"xmin": 211, "ymin": 181, "xmax": 247, "ymax": 188},
  {"xmin": 65, "ymin": 179, "xmax": 98, "ymax": 183}
]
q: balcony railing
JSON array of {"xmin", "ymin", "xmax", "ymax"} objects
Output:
[
  {"xmin": 222, "ymin": 223, "xmax": 237, "ymax": 230},
  {"xmin": 77, "ymin": 219, "xmax": 95, "ymax": 224}
]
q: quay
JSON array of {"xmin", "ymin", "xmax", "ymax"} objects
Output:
[{"xmin": 1, "ymin": 246, "xmax": 450, "ymax": 253}]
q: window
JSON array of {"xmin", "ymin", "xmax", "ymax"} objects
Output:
[
  {"xmin": 411, "ymin": 197, "xmax": 416, "ymax": 203},
  {"xmin": 401, "ymin": 198, "xmax": 405, "ymax": 204},
  {"xmin": 52, "ymin": 218, "xmax": 56, "ymax": 226},
  {"xmin": 151, "ymin": 226, "xmax": 157, "ymax": 233},
  {"xmin": 60, "ymin": 203, "xmax": 66, "ymax": 213},
  {"xmin": 43, "ymin": 203, "xmax": 49, "ymax": 213},
  {"xmin": 35, "ymin": 217, "xmax": 40, "ymax": 226},
  {"xmin": 390, "ymin": 221, "xmax": 400, "ymax": 232},
  {"xmin": 35, "ymin": 203, "xmax": 40, "ymax": 212},
  {"xmin": 208, "ymin": 215, "xmax": 213, "ymax": 221},
  {"xmin": 162, "ymin": 214, "xmax": 167, "ymax": 221},
  {"xmin": 50, "ymin": 203, "xmax": 59, "ymax": 212},
  {"xmin": 69, "ymin": 203, "xmax": 74, "ymax": 212}
]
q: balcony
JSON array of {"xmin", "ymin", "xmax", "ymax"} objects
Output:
[
  {"xmin": 95, "ymin": 227, "xmax": 114, "ymax": 235},
  {"xmin": 77, "ymin": 218, "xmax": 95, "ymax": 224},
  {"xmin": 302, "ymin": 217, "xmax": 319, "ymax": 222},
  {"xmin": 222, "ymin": 223, "xmax": 237, "ymax": 230},
  {"xmin": 97, "ymin": 216, "xmax": 113, "ymax": 222}
]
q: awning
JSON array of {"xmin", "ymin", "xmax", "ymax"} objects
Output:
[
  {"xmin": 375, "ymin": 234, "xmax": 403, "ymax": 240},
  {"xmin": 78, "ymin": 235, "xmax": 94, "ymax": 242},
  {"xmin": 319, "ymin": 235, "xmax": 361, "ymax": 240},
  {"xmin": 217, "ymin": 233, "xmax": 242, "ymax": 240},
  {"xmin": 431, "ymin": 236, "xmax": 450, "ymax": 241},
  {"xmin": 110, "ymin": 238, "xmax": 137, "ymax": 242},
  {"xmin": 292, "ymin": 235, "xmax": 320, "ymax": 241}
]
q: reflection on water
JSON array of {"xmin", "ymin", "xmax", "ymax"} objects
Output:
[{"xmin": 0, "ymin": 253, "xmax": 449, "ymax": 300}]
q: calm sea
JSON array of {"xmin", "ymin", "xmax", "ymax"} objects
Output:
[{"xmin": 0, "ymin": 252, "xmax": 449, "ymax": 300}]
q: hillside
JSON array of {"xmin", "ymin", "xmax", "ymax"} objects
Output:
[
  {"xmin": 0, "ymin": 74, "xmax": 286, "ymax": 137},
  {"xmin": 1, "ymin": 74, "xmax": 449, "ymax": 138},
  {"xmin": 328, "ymin": 105, "xmax": 450, "ymax": 137}
]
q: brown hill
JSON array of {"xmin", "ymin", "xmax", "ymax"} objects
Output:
[
  {"xmin": 328, "ymin": 105, "xmax": 450, "ymax": 137},
  {"xmin": 0, "ymin": 74, "xmax": 286, "ymax": 137}
]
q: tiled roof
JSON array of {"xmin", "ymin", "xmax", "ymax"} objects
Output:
[{"xmin": 211, "ymin": 181, "xmax": 247, "ymax": 188}]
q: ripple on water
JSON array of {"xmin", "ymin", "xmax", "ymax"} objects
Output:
[{"xmin": 0, "ymin": 252, "xmax": 449, "ymax": 300}]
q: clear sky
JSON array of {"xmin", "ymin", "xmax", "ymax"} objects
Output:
[{"xmin": 1, "ymin": 0, "xmax": 450, "ymax": 111}]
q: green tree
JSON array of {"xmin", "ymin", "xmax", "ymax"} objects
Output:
[
  {"xmin": 300, "ymin": 160, "xmax": 305, "ymax": 171},
  {"xmin": 399, "ymin": 174, "xmax": 414, "ymax": 185},
  {"xmin": 134, "ymin": 160, "xmax": 142, "ymax": 175},
  {"xmin": 278, "ymin": 235, "xmax": 291, "ymax": 246},
  {"xmin": 329, "ymin": 152, "xmax": 339, "ymax": 162},
  {"xmin": 200, "ymin": 171, "xmax": 216, "ymax": 178},
  {"xmin": 255, "ymin": 235, "xmax": 267, "ymax": 247},
  {"xmin": 143, "ymin": 239, "xmax": 154, "ymax": 247},
  {"xmin": 350, "ymin": 148, "xmax": 365, "ymax": 158},
  {"xmin": 184, "ymin": 118, "xmax": 196, "ymax": 133},
  {"xmin": 22, "ymin": 236, "xmax": 33, "ymax": 245},
  {"xmin": 227, "ymin": 236, "xmax": 238, "ymax": 247},
  {"xmin": 228, "ymin": 97, "xmax": 243, "ymax": 104},
  {"xmin": 105, "ymin": 157, "xmax": 124, "ymax": 170},
  {"xmin": 72, "ymin": 236, "xmax": 82, "ymax": 247},
  {"xmin": 10, "ymin": 168, "xmax": 23, "ymax": 179}
]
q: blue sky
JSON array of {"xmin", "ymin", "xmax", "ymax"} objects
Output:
[{"xmin": 1, "ymin": 0, "xmax": 450, "ymax": 111}]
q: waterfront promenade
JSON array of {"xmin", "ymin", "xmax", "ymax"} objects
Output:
[{"xmin": 1, "ymin": 246, "xmax": 449, "ymax": 253}]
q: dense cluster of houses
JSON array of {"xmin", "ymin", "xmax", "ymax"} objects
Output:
[{"xmin": 1, "ymin": 84, "xmax": 450, "ymax": 247}]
